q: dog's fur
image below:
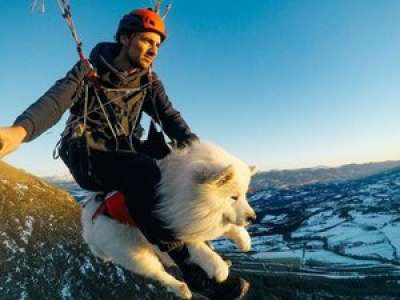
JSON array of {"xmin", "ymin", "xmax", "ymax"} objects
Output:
[{"xmin": 81, "ymin": 142, "xmax": 256, "ymax": 299}]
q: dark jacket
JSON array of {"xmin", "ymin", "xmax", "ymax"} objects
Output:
[{"xmin": 13, "ymin": 42, "xmax": 198, "ymax": 150}]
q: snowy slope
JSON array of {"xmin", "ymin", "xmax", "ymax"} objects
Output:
[{"xmin": 218, "ymin": 167, "xmax": 400, "ymax": 277}]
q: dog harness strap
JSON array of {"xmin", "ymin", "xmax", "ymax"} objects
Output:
[
  {"xmin": 92, "ymin": 192, "xmax": 137, "ymax": 226},
  {"xmin": 92, "ymin": 202, "xmax": 106, "ymax": 223}
]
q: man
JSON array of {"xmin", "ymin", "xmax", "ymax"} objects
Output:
[{"xmin": 0, "ymin": 8, "xmax": 249, "ymax": 299}]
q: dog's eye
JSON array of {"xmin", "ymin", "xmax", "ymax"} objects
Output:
[{"xmin": 231, "ymin": 196, "xmax": 239, "ymax": 201}]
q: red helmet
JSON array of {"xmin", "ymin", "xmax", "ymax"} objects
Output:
[{"xmin": 116, "ymin": 8, "xmax": 167, "ymax": 42}]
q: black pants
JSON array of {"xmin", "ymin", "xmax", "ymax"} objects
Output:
[{"xmin": 89, "ymin": 150, "xmax": 182, "ymax": 251}]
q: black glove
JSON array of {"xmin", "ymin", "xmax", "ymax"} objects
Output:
[{"xmin": 176, "ymin": 133, "xmax": 199, "ymax": 149}]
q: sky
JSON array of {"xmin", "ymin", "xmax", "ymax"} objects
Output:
[{"xmin": 1, "ymin": 0, "xmax": 399, "ymax": 176}]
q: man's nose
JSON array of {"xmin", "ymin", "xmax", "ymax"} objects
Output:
[{"xmin": 148, "ymin": 46, "xmax": 158, "ymax": 57}]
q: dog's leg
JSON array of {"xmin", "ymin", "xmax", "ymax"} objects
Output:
[
  {"xmin": 112, "ymin": 246, "xmax": 192, "ymax": 299},
  {"xmin": 186, "ymin": 242, "xmax": 229, "ymax": 282},
  {"xmin": 224, "ymin": 225, "xmax": 251, "ymax": 252},
  {"xmin": 152, "ymin": 245, "xmax": 176, "ymax": 269}
]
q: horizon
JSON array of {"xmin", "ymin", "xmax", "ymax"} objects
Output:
[
  {"xmin": 1, "ymin": 0, "xmax": 400, "ymax": 176},
  {"xmin": 31, "ymin": 158, "xmax": 400, "ymax": 178}
]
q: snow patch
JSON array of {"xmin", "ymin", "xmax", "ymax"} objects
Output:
[
  {"xmin": 261, "ymin": 214, "xmax": 287, "ymax": 223},
  {"xmin": 80, "ymin": 257, "xmax": 95, "ymax": 275},
  {"xmin": 3, "ymin": 238, "xmax": 22, "ymax": 254},
  {"xmin": 16, "ymin": 183, "xmax": 29, "ymax": 191},
  {"xmin": 21, "ymin": 216, "xmax": 34, "ymax": 245},
  {"xmin": 61, "ymin": 283, "xmax": 72, "ymax": 299},
  {"xmin": 19, "ymin": 289, "xmax": 28, "ymax": 300}
]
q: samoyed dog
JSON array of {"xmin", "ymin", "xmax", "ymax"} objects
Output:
[{"xmin": 81, "ymin": 141, "xmax": 256, "ymax": 299}]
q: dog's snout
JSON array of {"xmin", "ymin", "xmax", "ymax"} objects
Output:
[{"xmin": 246, "ymin": 212, "xmax": 257, "ymax": 224}]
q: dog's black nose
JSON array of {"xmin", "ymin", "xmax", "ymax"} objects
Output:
[{"xmin": 246, "ymin": 213, "xmax": 257, "ymax": 224}]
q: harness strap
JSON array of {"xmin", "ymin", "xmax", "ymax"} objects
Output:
[
  {"xmin": 94, "ymin": 89, "xmax": 120, "ymax": 149},
  {"xmin": 92, "ymin": 192, "xmax": 137, "ymax": 227}
]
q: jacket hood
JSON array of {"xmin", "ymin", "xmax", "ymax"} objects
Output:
[
  {"xmin": 89, "ymin": 42, "xmax": 121, "ymax": 75},
  {"xmin": 89, "ymin": 42, "xmax": 149, "ymax": 87}
]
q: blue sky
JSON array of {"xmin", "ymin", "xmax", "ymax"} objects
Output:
[{"xmin": 1, "ymin": 0, "xmax": 399, "ymax": 176}]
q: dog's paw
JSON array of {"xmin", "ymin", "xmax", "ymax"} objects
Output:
[
  {"xmin": 177, "ymin": 282, "xmax": 192, "ymax": 299},
  {"xmin": 237, "ymin": 235, "xmax": 251, "ymax": 252},
  {"xmin": 214, "ymin": 261, "xmax": 229, "ymax": 282}
]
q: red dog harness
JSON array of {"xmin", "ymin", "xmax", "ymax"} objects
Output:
[{"xmin": 92, "ymin": 191, "xmax": 137, "ymax": 226}]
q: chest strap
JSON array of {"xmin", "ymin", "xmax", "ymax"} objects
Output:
[{"xmin": 92, "ymin": 191, "xmax": 137, "ymax": 227}]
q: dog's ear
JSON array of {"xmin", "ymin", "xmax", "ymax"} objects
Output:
[
  {"xmin": 213, "ymin": 164, "xmax": 235, "ymax": 187},
  {"xmin": 249, "ymin": 165, "xmax": 257, "ymax": 176},
  {"xmin": 194, "ymin": 164, "xmax": 234, "ymax": 187},
  {"xmin": 209, "ymin": 165, "xmax": 235, "ymax": 187}
]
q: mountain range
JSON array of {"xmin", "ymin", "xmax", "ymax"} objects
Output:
[{"xmin": 250, "ymin": 160, "xmax": 400, "ymax": 190}]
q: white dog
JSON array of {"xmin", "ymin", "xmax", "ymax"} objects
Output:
[{"xmin": 81, "ymin": 142, "xmax": 256, "ymax": 299}]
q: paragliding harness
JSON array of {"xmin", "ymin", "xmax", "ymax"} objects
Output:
[
  {"xmin": 56, "ymin": 69, "xmax": 171, "ymax": 191},
  {"xmin": 53, "ymin": 0, "xmax": 172, "ymax": 192}
]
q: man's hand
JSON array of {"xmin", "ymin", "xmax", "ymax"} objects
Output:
[
  {"xmin": 176, "ymin": 134, "xmax": 199, "ymax": 149},
  {"xmin": 0, "ymin": 126, "xmax": 27, "ymax": 159}
]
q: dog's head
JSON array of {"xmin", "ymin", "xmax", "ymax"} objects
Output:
[{"xmin": 156, "ymin": 142, "xmax": 257, "ymax": 242}]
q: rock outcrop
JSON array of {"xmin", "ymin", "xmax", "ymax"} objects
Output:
[{"xmin": 0, "ymin": 161, "xmax": 193, "ymax": 300}]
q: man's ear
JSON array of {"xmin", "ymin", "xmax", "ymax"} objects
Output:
[
  {"xmin": 120, "ymin": 32, "xmax": 137, "ymax": 47},
  {"xmin": 119, "ymin": 34, "xmax": 129, "ymax": 47},
  {"xmin": 194, "ymin": 165, "xmax": 234, "ymax": 187}
]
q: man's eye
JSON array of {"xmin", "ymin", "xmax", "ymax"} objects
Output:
[{"xmin": 231, "ymin": 196, "xmax": 239, "ymax": 201}]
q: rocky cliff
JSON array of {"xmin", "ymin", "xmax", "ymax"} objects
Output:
[{"xmin": 0, "ymin": 161, "xmax": 198, "ymax": 300}]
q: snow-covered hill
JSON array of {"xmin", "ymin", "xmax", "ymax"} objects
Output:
[
  {"xmin": 251, "ymin": 160, "xmax": 400, "ymax": 190},
  {"xmin": 216, "ymin": 167, "xmax": 400, "ymax": 278}
]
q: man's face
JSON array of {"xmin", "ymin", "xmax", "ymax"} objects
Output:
[{"xmin": 120, "ymin": 32, "xmax": 161, "ymax": 70}]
